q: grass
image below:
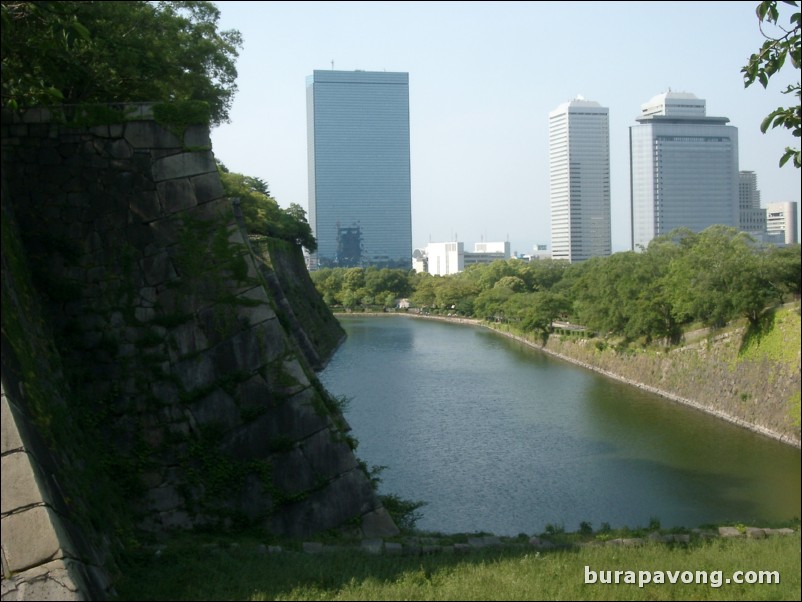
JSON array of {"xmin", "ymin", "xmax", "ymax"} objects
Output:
[{"xmin": 113, "ymin": 526, "xmax": 800, "ymax": 601}]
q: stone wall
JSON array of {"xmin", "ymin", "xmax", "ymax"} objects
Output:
[
  {"xmin": 1, "ymin": 104, "xmax": 396, "ymax": 599},
  {"xmin": 502, "ymin": 317, "xmax": 801, "ymax": 447}
]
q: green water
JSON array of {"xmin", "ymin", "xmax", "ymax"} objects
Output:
[{"xmin": 320, "ymin": 316, "xmax": 801, "ymax": 535}]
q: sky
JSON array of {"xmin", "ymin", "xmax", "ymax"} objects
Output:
[{"xmin": 210, "ymin": 0, "xmax": 801, "ymax": 256}]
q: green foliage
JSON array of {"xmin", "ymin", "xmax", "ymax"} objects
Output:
[
  {"xmin": 379, "ymin": 493, "xmax": 426, "ymax": 533},
  {"xmin": 315, "ymin": 230, "xmax": 795, "ymax": 347},
  {"xmin": 742, "ymin": 0, "xmax": 801, "ymax": 168},
  {"xmin": 1, "ymin": 1, "xmax": 241, "ymax": 126},
  {"xmin": 738, "ymin": 305, "xmax": 801, "ymax": 364},
  {"xmin": 219, "ymin": 165, "xmax": 317, "ymax": 253},
  {"xmin": 667, "ymin": 226, "xmax": 773, "ymax": 328},
  {"xmin": 153, "ymin": 100, "xmax": 211, "ymax": 138}
]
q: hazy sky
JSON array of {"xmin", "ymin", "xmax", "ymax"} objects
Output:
[{"xmin": 210, "ymin": 1, "xmax": 801, "ymax": 255}]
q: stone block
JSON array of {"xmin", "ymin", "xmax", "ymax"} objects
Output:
[
  {"xmin": 140, "ymin": 250, "xmax": 177, "ymax": 286},
  {"xmin": 20, "ymin": 108, "xmax": 54, "ymax": 124},
  {"xmin": 173, "ymin": 351, "xmax": 218, "ymax": 392},
  {"xmin": 360, "ymin": 507, "xmax": 399, "ymax": 538},
  {"xmin": 358, "ymin": 539, "xmax": 382, "ymax": 555},
  {"xmin": 130, "ymin": 191, "xmax": 163, "ymax": 223},
  {"xmin": 266, "ymin": 470, "xmax": 378, "ymax": 538},
  {"xmin": 0, "ymin": 558, "xmax": 84, "ymax": 601},
  {"xmin": 108, "ymin": 139, "xmax": 133, "ymax": 159},
  {"xmin": 299, "ymin": 429, "xmax": 357, "ymax": 480},
  {"xmin": 1, "ymin": 393, "xmax": 24, "ymax": 453},
  {"xmin": 124, "ymin": 121, "xmax": 181, "ymax": 150},
  {"xmin": 169, "ymin": 322, "xmax": 210, "ymax": 362},
  {"xmin": 152, "ymin": 151, "xmax": 215, "ymax": 182},
  {"xmin": 156, "ymin": 178, "xmax": 196, "ymax": 214},
  {"xmin": 717, "ymin": 526, "xmax": 743, "ymax": 538},
  {"xmin": 145, "ymin": 485, "xmax": 183, "ymax": 513},
  {"xmin": 183, "ymin": 125, "xmax": 211, "ymax": 149},
  {"xmin": 235, "ymin": 286, "xmax": 276, "ymax": 326},
  {"xmin": 188, "ymin": 388, "xmax": 242, "ymax": 431},
  {"xmin": 252, "ymin": 319, "xmax": 288, "ymax": 364},
  {"xmin": 190, "ymin": 172, "xmax": 223, "ymax": 204},
  {"xmin": 279, "ymin": 358, "xmax": 311, "ymax": 393},
  {"xmin": 1, "ymin": 452, "xmax": 44, "ymax": 514},
  {"xmin": 302, "ymin": 542, "xmax": 323, "ymax": 554},
  {"xmin": 1, "ymin": 506, "xmax": 67, "ymax": 573},
  {"xmin": 212, "ymin": 329, "xmax": 264, "ymax": 376},
  {"xmin": 237, "ymin": 388, "xmax": 327, "ymax": 450}
]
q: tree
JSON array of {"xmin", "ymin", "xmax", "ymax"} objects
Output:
[
  {"xmin": 667, "ymin": 226, "xmax": 773, "ymax": 328},
  {"xmin": 742, "ymin": 0, "xmax": 801, "ymax": 168},
  {"xmin": 219, "ymin": 165, "xmax": 317, "ymax": 253},
  {"xmin": 1, "ymin": 1, "xmax": 242, "ymax": 126}
]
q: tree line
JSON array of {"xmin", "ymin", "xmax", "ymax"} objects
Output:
[{"xmin": 312, "ymin": 226, "xmax": 801, "ymax": 345}]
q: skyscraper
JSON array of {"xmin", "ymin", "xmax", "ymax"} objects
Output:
[
  {"xmin": 738, "ymin": 170, "xmax": 766, "ymax": 237},
  {"xmin": 549, "ymin": 97, "xmax": 611, "ymax": 263},
  {"xmin": 306, "ymin": 70, "xmax": 412, "ymax": 268},
  {"xmin": 630, "ymin": 92, "xmax": 739, "ymax": 250}
]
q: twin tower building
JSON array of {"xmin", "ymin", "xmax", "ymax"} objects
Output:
[{"xmin": 306, "ymin": 69, "xmax": 740, "ymax": 268}]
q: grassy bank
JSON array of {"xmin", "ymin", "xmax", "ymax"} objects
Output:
[{"xmin": 114, "ymin": 526, "xmax": 800, "ymax": 601}]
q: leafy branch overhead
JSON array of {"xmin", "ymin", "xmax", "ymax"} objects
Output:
[
  {"xmin": 742, "ymin": 0, "xmax": 801, "ymax": 168},
  {"xmin": 0, "ymin": 1, "xmax": 242, "ymax": 126}
]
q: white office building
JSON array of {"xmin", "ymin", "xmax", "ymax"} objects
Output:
[
  {"xmin": 630, "ymin": 91, "xmax": 739, "ymax": 250},
  {"xmin": 549, "ymin": 96, "xmax": 611, "ymax": 263},
  {"xmin": 765, "ymin": 202, "xmax": 799, "ymax": 245},
  {"xmin": 414, "ymin": 241, "xmax": 511, "ymax": 275}
]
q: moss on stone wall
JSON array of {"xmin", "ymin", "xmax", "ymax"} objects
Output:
[
  {"xmin": 1, "ymin": 106, "xmax": 396, "ymax": 570},
  {"xmin": 1, "ymin": 195, "xmax": 131, "ymax": 594},
  {"xmin": 253, "ymin": 236, "xmax": 345, "ymax": 365}
]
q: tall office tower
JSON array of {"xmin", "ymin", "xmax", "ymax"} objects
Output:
[
  {"xmin": 549, "ymin": 96, "xmax": 611, "ymax": 263},
  {"xmin": 306, "ymin": 70, "xmax": 412, "ymax": 268},
  {"xmin": 765, "ymin": 201, "xmax": 799, "ymax": 245},
  {"xmin": 739, "ymin": 170, "xmax": 766, "ymax": 236},
  {"xmin": 630, "ymin": 91, "xmax": 739, "ymax": 250}
]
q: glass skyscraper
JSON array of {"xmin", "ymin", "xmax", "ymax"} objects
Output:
[
  {"xmin": 306, "ymin": 70, "xmax": 412, "ymax": 268},
  {"xmin": 630, "ymin": 92, "xmax": 739, "ymax": 251},
  {"xmin": 548, "ymin": 97, "xmax": 611, "ymax": 263}
]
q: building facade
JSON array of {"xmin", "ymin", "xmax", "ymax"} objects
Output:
[
  {"xmin": 306, "ymin": 70, "xmax": 412, "ymax": 268},
  {"xmin": 548, "ymin": 97, "xmax": 611, "ymax": 263},
  {"xmin": 630, "ymin": 92, "xmax": 739, "ymax": 250},
  {"xmin": 738, "ymin": 170, "xmax": 766, "ymax": 237},
  {"xmin": 765, "ymin": 202, "xmax": 799, "ymax": 245},
  {"xmin": 413, "ymin": 241, "xmax": 511, "ymax": 275}
]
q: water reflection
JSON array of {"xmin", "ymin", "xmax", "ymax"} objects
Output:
[{"xmin": 320, "ymin": 316, "xmax": 801, "ymax": 535}]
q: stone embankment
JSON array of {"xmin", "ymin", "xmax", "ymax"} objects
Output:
[
  {"xmin": 151, "ymin": 525, "xmax": 799, "ymax": 559},
  {"xmin": 1, "ymin": 105, "xmax": 395, "ymax": 601},
  {"xmin": 358, "ymin": 310, "xmax": 801, "ymax": 449}
]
